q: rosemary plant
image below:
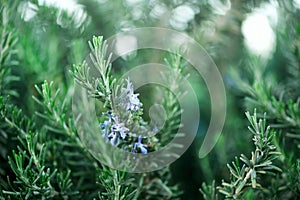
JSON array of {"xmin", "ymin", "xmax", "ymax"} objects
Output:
[
  {"xmin": 0, "ymin": 22, "xmax": 182, "ymax": 199},
  {"xmin": 200, "ymin": 110, "xmax": 282, "ymax": 199},
  {"xmin": 1, "ymin": 0, "xmax": 300, "ymax": 199}
]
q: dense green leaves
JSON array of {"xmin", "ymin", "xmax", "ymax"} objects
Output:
[
  {"xmin": 1, "ymin": 0, "xmax": 300, "ymax": 199},
  {"xmin": 217, "ymin": 110, "xmax": 281, "ymax": 199}
]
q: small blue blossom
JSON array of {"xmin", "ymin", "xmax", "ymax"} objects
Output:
[
  {"xmin": 100, "ymin": 118, "xmax": 111, "ymax": 142},
  {"xmin": 108, "ymin": 132, "xmax": 119, "ymax": 145},
  {"xmin": 100, "ymin": 114, "xmax": 129, "ymax": 145},
  {"xmin": 152, "ymin": 126, "xmax": 158, "ymax": 134},
  {"xmin": 99, "ymin": 79, "xmax": 147, "ymax": 150},
  {"xmin": 101, "ymin": 119, "xmax": 111, "ymax": 134},
  {"xmin": 133, "ymin": 136, "xmax": 148, "ymax": 154},
  {"xmin": 111, "ymin": 116, "xmax": 128, "ymax": 139},
  {"xmin": 128, "ymin": 93, "xmax": 141, "ymax": 111},
  {"xmin": 120, "ymin": 78, "xmax": 142, "ymax": 112}
]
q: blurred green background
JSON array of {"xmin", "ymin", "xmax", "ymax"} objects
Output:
[{"xmin": 2, "ymin": 0, "xmax": 299, "ymax": 199}]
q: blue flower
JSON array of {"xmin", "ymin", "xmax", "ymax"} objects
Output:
[
  {"xmin": 100, "ymin": 113, "xmax": 129, "ymax": 145},
  {"xmin": 152, "ymin": 126, "xmax": 159, "ymax": 134},
  {"xmin": 128, "ymin": 92, "xmax": 141, "ymax": 111},
  {"xmin": 100, "ymin": 117, "xmax": 112, "ymax": 142},
  {"xmin": 111, "ymin": 116, "xmax": 128, "ymax": 139},
  {"xmin": 108, "ymin": 132, "xmax": 119, "ymax": 145},
  {"xmin": 133, "ymin": 136, "xmax": 148, "ymax": 154},
  {"xmin": 120, "ymin": 78, "xmax": 142, "ymax": 112}
]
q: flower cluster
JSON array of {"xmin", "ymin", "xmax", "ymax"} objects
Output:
[
  {"xmin": 100, "ymin": 114, "xmax": 129, "ymax": 145},
  {"xmin": 99, "ymin": 78, "xmax": 148, "ymax": 154},
  {"xmin": 118, "ymin": 78, "xmax": 143, "ymax": 112},
  {"xmin": 133, "ymin": 135, "xmax": 147, "ymax": 154}
]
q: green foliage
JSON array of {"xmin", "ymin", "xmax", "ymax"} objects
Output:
[
  {"xmin": 157, "ymin": 53, "xmax": 187, "ymax": 146},
  {"xmin": 201, "ymin": 110, "xmax": 299, "ymax": 199},
  {"xmin": 199, "ymin": 1, "xmax": 300, "ymax": 199},
  {"xmin": 0, "ymin": 3, "xmax": 19, "ymax": 97},
  {"xmin": 0, "ymin": 14, "xmax": 181, "ymax": 199},
  {"xmin": 1, "ymin": 0, "xmax": 300, "ymax": 199},
  {"xmin": 200, "ymin": 180, "xmax": 218, "ymax": 200},
  {"xmin": 71, "ymin": 36, "xmax": 115, "ymax": 105},
  {"xmin": 219, "ymin": 110, "xmax": 281, "ymax": 199}
]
